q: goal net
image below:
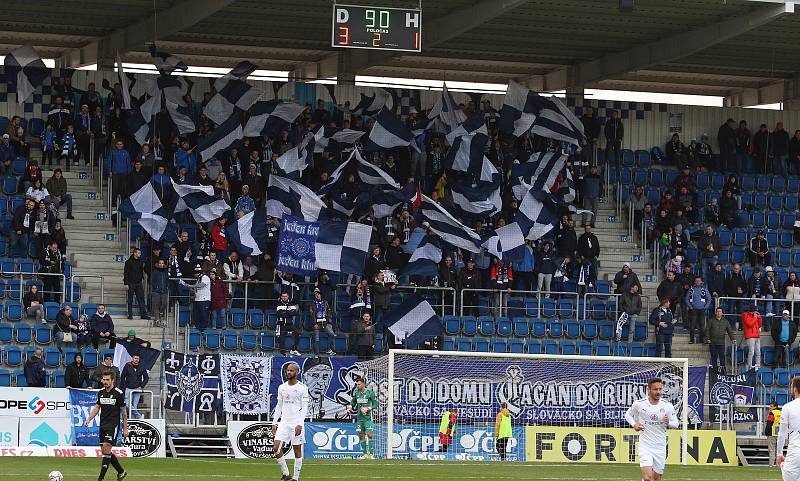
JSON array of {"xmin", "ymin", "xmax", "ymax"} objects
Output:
[{"xmin": 356, "ymin": 350, "xmax": 691, "ymax": 463}]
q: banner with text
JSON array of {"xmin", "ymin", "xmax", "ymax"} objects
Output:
[
  {"xmin": 525, "ymin": 426, "xmax": 736, "ymax": 465},
  {"xmin": 0, "ymin": 387, "xmax": 70, "ymax": 418},
  {"xmin": 69, "ymin": 389, "xmax": 99, "ymax": 446},
  {"xmin": 276, "ymin": 215, "xmax": 319, "ymax": 276},
  {"xmin": 163, "ymin": 351, "xmax": 221, "ymax": 413},
  {"xmin": 708, "ymin": 368, "xmax": 758, "ymax": 423},
  {"xmin": 228, "ymin": 421, "xmax": 294, "ymax": 459}
]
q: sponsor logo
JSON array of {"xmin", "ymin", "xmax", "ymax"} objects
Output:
[
  {"xmin": 310, "ymin": 427, "xmax": 361, "ymax": 458},
  {"xmin": 28, "ymin": 397, "xmax": 45, "ymax": 415},
  {"xmin": 0, "ymin": 399, "xmax": 69, "ymax": 413},
  {"xmin": 122, "ymin": 421, "xmax": 161, "ymax": 457},
  {"xmin": 236, "ymin": 423, "xmax": 290, "ymax": 459}
]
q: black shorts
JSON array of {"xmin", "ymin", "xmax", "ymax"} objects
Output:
[{"xmin": 99, "ymin": 426, "xmax": 120, "ymax": 446}]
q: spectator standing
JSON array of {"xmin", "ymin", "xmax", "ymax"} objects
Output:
[
  {"xmin": 719, "ymin": 189, "xmax": 738, "ymax": 228},
  {"xmin": 180, "ymin": 265, "xmax": 211, "ymax": 331},
  {"xmin": 752, "ymin": 124, "xmax": 771, "ymax": 174},
  {"xmin": 40, "ymin": 242, "xmax": 63, "ymax": 302},
  {"xmin": 766, "ymin": 401, "xmax": 781, "ymax": 467},
  {"xmin": 65, "ymin": 353, "xmax": 90, "ymax": 388},
  {"xmin": 581, "ymin": 165, "xmax": 601, "ymax": 227},
  {"xmin": 120, "ymin": 354, "xmax": 149, "ymax": 419},
  {"xmin": 23, "ymin": 284, "xmax": 45, "ymax": 324},
  {"xmin": 575, "ymin": 257, "xmax": 597, "ymax": 298},
  {"xmin": 771, "ymin": 122, "xmax": 790, "ymax": 177},
  {"xmin": 764, "ymin": 266, "xmax": 781, "ymax": 317},
  {"xmin": 613, "ymin": 262, "xmax": 641, "ymax": 295},
  {"xmin": 275, "ymin": 291, "xmax": 300, "ymax": 355},
  {"xmin": 784, "ymin": 272, "xmax": 800, "ymax": 316},
  {"xmin": 705, "ymin": 307, "xmax": 735, "ymax": 373},
  {"xmin": 717, "ymin": 118, "xmax": 737, "ymax": 173},
  {"xmin": 150, "ymin": 258, "xmax": 169, "ymax": 327},
  {"xmin": 604, "ymin": 110, "xmax": 623, "ymax": 168},
  {"xmin": 726, "ymin": 263, "xmax": 748, "ymax": 320},
  {"xmin": 24, "ymin": 348, "xmax": 46, "ymax": 387},
  {"xmin": 577, "ymin": 225, "xmax": 600, "ymax": 265},
  {"xmin": 353, "ymin": 311, "xmax": 375, "ymax": 358},
  {"xmin": 657, "ymin": 271, "xmax": 682, "ymax": 313},
  {"xmin": 749, "ymin": 229, "xmax": 771, "ymax": 268},
  {"xmin": 210, "ymin": 271, "xmax": 228, "ymax": 329},
  {"xmin": 90, "ymin": 304, "xmax": 116, "ymax": 350},
  {"xmin": 617, "ymin": 284, "xmax": 642, "ymax": 343},
  {"xmin": 791, "ymin": 130, "xmax": 800, "ymax": 176},
  {"xmin": 11, "ymin": 198, "xmax": 35, "ymax": 258},
  {"xmin": 309, "ymin": 288, "xmax": 335, "ymax": 355},
  {"xmin": 741, "ymin": 304, "xmax": 762, "ymax": 369},
  {"xmin": 650, "ymin": 298, "xmax": 677, "ymax": 358},
  {"xmin": 46, "ymin": 169, "xmax": 74, "ymax": 219},
  {"xmin": 124, "ymin": 248, "xmax": 149, "ymax": 319},
  {"xmin": 697, "ymin": 225, "xmax": 721, "ymax": 279},
  {"xmin": 90, "ymin": 354, "xmax": 120, "ymax": 388},
  {"xmin": 372, "ymin": 271, "xmax": 394, "ymax": 330},
  {"xmin": 107, "ymin": 139, "xmax": 132, "ymax": 206},
  {"xmin": 735, "ymin": 120, "xmax": 751, "ymax": 174},
  {"xmin": 555, "ymin": 218, "xmax": 577, "ymax": 258},
  {"xmin": 771, "ymin": 310, "xmax": 797, "ymax": 367},
  {"xmin": 74, "ymin": 103, "xmax": 96, "ymax": 166},
  {"xmin": 535, "ymin": 242, "xmax": 557, "ymax": 297},
  {"xmin": 707, "ymin": 262, "xmax": 725, "ymax": 306},
  {"xmin": 458, "ymin": 258, "xmax": 482, "ymax": 317},
  {"xmin": 685, "ymin": 275, "xmax": 712, "ymax": 344}
]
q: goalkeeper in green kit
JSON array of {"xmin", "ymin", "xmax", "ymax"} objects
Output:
[{"xmin": 348, "ymin": 377, "xmax": 378, "ymax": 459}]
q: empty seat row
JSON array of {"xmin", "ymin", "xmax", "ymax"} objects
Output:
[
  {"xmin": 187, "ymin": 329, "xmax": 384, "ymax": 355},
  {"xmin": 442, "ymin": 316, "xmax": 649, "ymax": 341},
  {"xmin": 442, "ymin": 337, "xmax": 656, "ymax": 356}
]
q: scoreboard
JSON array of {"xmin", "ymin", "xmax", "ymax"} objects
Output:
[{"xmin": 332, "ymin": 4, "xmax": 422, "ymax": 52}]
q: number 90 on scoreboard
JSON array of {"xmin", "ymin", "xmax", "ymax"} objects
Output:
[{"xmin": 332, "ymin": 4, "xmax": 422, "ymax": 52}]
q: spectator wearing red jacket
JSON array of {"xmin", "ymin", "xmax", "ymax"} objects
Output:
[
  {"xmin": 741, "ymin": 305, "xmax": 763, "ymax": 369},
  {"xmin": 211, "ymin": 217, "xmax": 228, "ymax": 258},
  {"xmin": 209, "ymin": 271, "xmax": 228, "ymax": 329}
]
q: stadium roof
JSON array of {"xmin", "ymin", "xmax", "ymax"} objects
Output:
[{"xmin": 0, "ymin": 0, "xmax": 799, "ymax": 106}]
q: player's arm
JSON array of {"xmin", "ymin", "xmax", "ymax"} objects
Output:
[
  {"xmin": 369, "ymin": 391, "xmax": 378, "ymax": 412},
  {"xmin": 84, "ymin": 404, "xmax": 100, "ymax": 426},
  {"xmin": 299, "ymin": 386, "xmax": 310, "ymax": 422},
  {"xmin": 666, "ymin": 404, "xmax": 679, "ymax": 429},
  {"xmin": 272, "ymin": 385, "xmax": 283, "ymax": 434},
  {"xmin": 121, "ymin": 405, "xmax": 128, "ymax": 437},
  {"xmin": 624, "ymin": 402, "xmax": 642, "ymax": 431},
  {"xmin": 777, "ymin": 406, "xmax": 789, "ymax": 461}
]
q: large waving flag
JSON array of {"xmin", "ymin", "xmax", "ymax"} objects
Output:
[
  {"xmin": 370, "ymin": 183, "xmax": 418, "ymax": 219},
  {"xmin": 499, "ymin": 80, "xmax": 585, "ymax": 145},
  {"xmin": 385, "ymin": 295, "xmax": 443, "ymax": 349},
  {"xmin": 402, "ymin": 235, "xmax": 443, "ymax": 277},
  {"xmin": 428, "ymin": 84, "xmax": 466, "ymax": 133},
  {"xmin": 171, "ymin": 181, "xmax": 230, "ymax": 223},
  {"xmin": 244, "ymin": 100, "xmax": 305, "ymax": 138},
  {"xmin": 127, "ymin": 96, "xmax": 160, "ymax": 145},
  {"xmin": 118, "ymin": 182, "xmax": 170, "ymax": 240},
  {"xmin": 481, "ymin": 222, "xmax": 528, "ymax": 263},
  {"xmin": 510, "ymin": 151, "xmax": 568, "ymax": 200},
  {"xmin": 267, "ymin": 175, "xmax": 329, "ymax": 221},
  {"xmin": 420, "ymin": 194, "xmax": 482, "ymax": 253},
  {"xmin": 318, "ymin": 148, "xmax": 400, "ymax": 195},
  {"xmin": 516, "ymin": 187, "xmax": 562, "ymax": 241},
  {"xmin": 113, "ymin": 337, "xmax": 161, "ymax": 371},
  {"xmin": 314, "ymin": 126, "xmax": 365, "ymax": 153},
  {"xmin": 363, "ymin": 108, "xmax": 419, "ymax": 153},
  {"xmin": 315, "ymin": 221, "xmax": 372, "ymax": 275},
  {"xmin": 205, "ymin": 77, "xmax": 262, "ymax": 126},
  {"xmin": 350, "ymin": 88, "xmax": 389, "ymax": 116},
  {"xmin": 445, "ymin": 114, "xmax": 487, "ymax": 145},
  {"xmin": 228, "ymin": 207, "xmax": 269, "ymax": 256},
  {"xmin": 273, "ymin": 132, "xmax": 316, "ymax": 180},
  {"xmin": 4, "ymin": 46, "xmax": 48, "ymax": 104},
  {"xmin": 196, "ymin": 115, "xmax": 243, "ymax": 161},
  {"xmin": 149, "ymin": 45, "xmax": 187, "ymax": 75},
  {"xmin": 116, "ymin": 52, "xmax": 132, "ymax": 110},
  {"xmin": 450, "ymin": 175, "xmax": 502, "ymax": 220},
  {"xmin": 445, "ymin": 132, "xmax": 489, "ymax": 175}
]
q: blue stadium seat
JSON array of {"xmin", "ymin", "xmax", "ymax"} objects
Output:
[
  {"xmin": 759, "ymin": 368, "xmax": 775, "ymax": 387},
  {"xmin": 188, "ymin": 329, "xmax": 202, "ymax": 351},
  {"xmin": 696, "ymin": 172, "xmax": 709, "ymax": 190},
  {"xmin": 0, "ymin": 322, "xmax": 12, "ymax": 343},
  {"xmin": 648, "ymin": 169, "xmax": 663, "ymax": 186},
  {"xmin": 622, "ymin": 150, "xmax": 636, "ymax": 167},
  {"xmin": 543, "ymin": 340, "xmax": 559, "ymax": 355},
  {"xmin": 788, "ymin": 178, "xmax": 800, "ymax": 194},
  {"xmin": 248, "ymin": 309, "xmax": 265, "ymax": 329},
  {"xmin": 711, "ymin": 173, "xmax": 725, "ymax": 190},
  {"xmin": 548, "ymin": 319, "xmax": 564, "ymax": 337},
  {"xmin": 541, "ymin": 298, "xmax": 557, "ymax": 317},
  {"xmin": 82, "ymin": 349, "xmax": 98, "ymax": 368},
  {"xmin": 577, "ymin": 340, "xmax": 593, "ymax": 356},
  {"xmin": 636, "ymin": 150, "xmax": 651, "ymax": 168},
  {"xmin": 593, "ymin": 341, "xmax": 611, "ymax": 356},
  {"xmin": 525, "ymin": 298, "xmax": 539, "ymax": 316},
  {"xmin": 717, "ymin": 228, "xmax": 731, "ymax": 246},
  {"xmin": 730, "ymin": 247, "xmax": 746, "ymax": 265},
  {"xmin": 260, "ymin": 332, "xmax": 276, "ymax": 351},
  {"xmin": 462, "ymin": 317, "xmax": 478, "ymax": 336},
  {"xmin": 478, "ymin": 316, "xmax": 495, "ymax": 336},
  {"xmin": 732, "ymin": 229, "xmax": 748, "ymax": 247},
  {"xmin": 612, "ymin": 342, "xmax": 627, "ymax": 357},
  {"xmin": 12, "ymin": 369, "xmax": 26, "ymax": 387},
  {"xmin": 767, "ymin": 213, "xmax": 781, "ymax": 230},
  {"xmin": 771, "ymin": 390, "xmax": 790, "ymax": 406},
  {"xmin": 755, "ymin": 175, "xmax": 771, "ymax": 192},
  {"xmin": 632, "ymin": 168, "xmax": 647, "ymax": 186},
  {"xmin": 178, "ymin": 307, "xmax": 191, "ymax": 327},
  {"xmin": 598, "ymin": 321, "xmax": 615, "ymax": 340},
  {"xmin": 525, "ymin": 339, "xmax": 542, "ymax": 354},
  {"xmin": 52, "ymin": 371, "xmax": 65, "ymax": 388},
  {"xmin": 34, "ymin": 324, "xmax": 52, "ymax": 344},
  {"xmin": 564, "ymin": 319, "xmax": 580, "ymax": 339},
  {"xmin": 560, "ymin": 340, "xmax": 577, "ymax": 355},
  {"xmin": 496, "ymin": 317, "xmax": 512, "ymax": 337},
  {"xmin": 222, "ymin": 331, "xmax": 239, "ymax": 350},
  {"xmin": 14, "ymin": 323, "xmax": 33, "ymax": 343},
  {"xmin": 752, "ymin": 212, "xmax": 765, "ymax": 228},
  {"xmin": 508, "ymin": 339, "xmax": 524, "ymax": 354},
  {"xmin": 0, "ymin": 369, "xmax": 11, "ymax": 387},
  {"xmin": 769, "ymin": 194, "xmax": 783, "ymax": 211},
  {"xmin": 513, "ymin": 318, "xmax": 529, "ymax": 337},
  {"xmin": 241, "ymin": 332, "xmax": 257, "ymax": 351},
  {"xmin": 491, "ymin": 339, "xmax": 508, "ymax": 353},
  {"xmin": 783, "ymin": 214, "xmax": 797, "ymax": 231},
  {"xmin": 775, "ymin": 368, "xmax": 791, "ymax": 387},
  {"xmin": 444, "ymin": 316, "xmax": 461, "ymax": 336},
  {"xmin": 762, "ymin": 346, "xmax": 776, "ymax": 366},
  {"xmin": 582, "ymin": 319, "xmax": 598, "ymax": 339},
  {"xmin": 473, "ymin": 338, "xmax": 490, "ymax": 352},
  {"xmin": 229, "ymin": 308, "xmax": 246, "ymax": 329},
  {"xmin": 595, "ymin": 280, "xmax": 611, "ymax": 294},
  {"xmin": 777, "ymin": 249, "xmax": 792, "ymax": 268},
  {"xmin": 530, "ymin": 318, "xmax": 547, "ymax": 338},
  {"xmin": 298, "ymin": 334, "xmax": 313, "ymax": 353},
  {"xmin": 1, "ymin": 177, "xmax": 15, "ymax": 196},
  {"xmin": 629, "ymin": 342, "xmax": 644, "ymax": 357},
  {"xmin": 556, "ymin": 299, "xmax": 574, "ymax": 319},
  {"xmin": 81, "ymin": 304, "xmax": 98, "ymax": 319},
  {"xmin": 43, "ymin": 347, "xmax": 61, "ymax": 368},
  {"xmin": 3, "ymin": 346, "xmax": 22, "ymax": 366},
  {"xmin": 456, "ymin": 337, "xmax": 472, "ymax": 352},
  {"xmin": 62, "ymin": 348, "xmax": 78, "ymax": 366},
  {"xmin": 753, "ymin": 193, "xmax": 767, "ymax": 210},
  {"xmin": 442, "ymin": 337, "xmax": 455, "ymax": 351}
]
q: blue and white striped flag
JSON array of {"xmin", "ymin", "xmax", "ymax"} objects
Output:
[
  {"xmin": 363, "ymin": 108, "xmax": 420, "ymax": 153},
  {"xmin": 118, "ymin": 182, "xmax": 170, "ymax": 240},
  {"xmin": 481, "ymin": 222, "xmax": 528, "ymax": 263},
  {"xmin": 4, "ymin": 45, "xmax": 48, "ymax": 104},
  {"xmin": 127, "ymin": 96, "xmax": 159, "ymax": 145},
  {"xmin": 420, "ymin": 194, "xmax": 482, "ymax": 253},
  {"xmin": 402, "ymin": 235, "xmax": 443, "ymax": 277},
  {"xmin": 244, "ymin": 100, "xmax": 305, "ymax": 138},
  {"xmin": 319, "ymin": 148, "xmax": 400, "ymax": 195},
  {"xmin": 350, "ymin": 88, "xmax": 389, "ymax": 116},
  {"xmin": 116, "ymin": 52, "xmax": 132, "ymax": 110},
  {"xmin": 313, "ymin": 126, "xmax": 364, "ymax": 153},
  {"xmin": 510, "ymin": 151, "xmax": 568, "ymax": 200},
  {"xmin": 499, "ymin": 80, "xmax": 585, "ymax": 145},
  {"xmin": 516, "ymin": 187, "xmax": 562, "ymax": 241},
  {"xmin": 267, "ymin": 175, "xmax": 329, "ymax": 221},
  {"xmin": 315, "ymin": 221, "xmax": 372, "ymax": 275},
  {"xmin": 445, "ymin": 132, "xmax": 489, "ymax": 175},
  {"xmin": 450, "ymin": 175, "xmax": 502, "ymax": 220},
  {"xmin": 149, "ymin": 45, "xmax": 187, "ymax": 75},
  {"xmin": 385, "ymin": 295, "xmax": 443, "ymax": 349},
  {"xmin": 445, "ymin": 114, "xmax": 487, "ymax": 145},
  {"xmin": 273, "ymin": 132, "xmax": 316, "ymax": 180},
  {"xmin": 171, "ymin": 180, "xmax": 230, "ymax": 223},
  {"xmin": 196, "ymin": 115, "xmax": 243, "ymax": 161},
  {"xmin": 428, "ymin": 84, "xmax": 466, "ymax": 133},
  {"xmin": 227, "ymin": 207, "xmax": 269, "ymax": 256},
  {"xmin": 205, "ymin": 77, "xmax": 262, "ymax": 126}
]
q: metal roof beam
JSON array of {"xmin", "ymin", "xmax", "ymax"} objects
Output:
[
  {"xmin": 56, "ymin": 0, "xmax": 236, "ymax": 68},
  {"xmin": 291, "ymin": 0, "xmax": 530, "ymax": 82},
  {"xmin": 723, "ymin": 78, "xmax": 800, "ymax": 107},
  {"xmin": 537, "ymin": 2, "xmax": 793, "ymax": 92}
]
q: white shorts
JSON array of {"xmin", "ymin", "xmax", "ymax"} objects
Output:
[
  {"xmin": 639, "ymin": 448, "xmax": 666, "ymax": 475},
  {"xmin": 275, "ymin": 423, "xmax": 305, "ymax": 445}
]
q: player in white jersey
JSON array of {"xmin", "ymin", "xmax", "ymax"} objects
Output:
[
  {"xmin": 777, "ymin": 376, "xmax": 800, "ymax": 481},
  {"xmin": 624, "ymin": 377, "xmax": 679, "ymax": 481},
  {"xmin": 272, "ymin": 362, "xmax": 309, "ymax": 481}
]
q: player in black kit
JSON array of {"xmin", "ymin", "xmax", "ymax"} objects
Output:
[{"xmin": 85, "ymin": 372, "xmax": 128, "ymax": 481}]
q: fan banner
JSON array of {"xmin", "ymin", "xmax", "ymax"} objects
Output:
[{"xmin": 220, "ymin": 355, "xmax": 273, "ymax": 414}]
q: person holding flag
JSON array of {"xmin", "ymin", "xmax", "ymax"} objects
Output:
[{"xmin": 347, "ymin": 377, "xmax": 378, "ymax": 459}]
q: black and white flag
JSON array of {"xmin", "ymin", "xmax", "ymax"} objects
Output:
[
  {"xmin": 350, "ymin": 88, "xmax": 389, "ymax": 116},
  {"xmin": 4, "ymin": 45, "xmax": 48, "ymax": 104},
  {"xmin": 164, "ymin": 351, "xmax": 221, "ymax": 413},
  {"xmin": 220, "ymin": 355, "xmax": 272, "ymax": 415},
  {"xmin": 244, "ymin": 100, "xmax": 305, "ymax": 138},
  {"xmin": 149, "ymin": 45, "xmax": 188, "ymax": 75}
]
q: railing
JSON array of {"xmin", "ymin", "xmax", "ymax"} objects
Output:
[
  {"xmin": 5, "ymin": 271, "xmax": 67, "ymax": 304},
  {"xmin": 582, "ymin": 292, "xmax": 653, "ymax": 329},
  {"xmin": 70, "ymin": 274, "xmax": 105, "ymax": 304},
  {"xmin": 106, "ymin": 175, "xmax": 113, "ymax": 217},
  {"xmin": 336, "ymin": 283, "xmax": 457, "ymax": 317},
  {"xmin": 126, "ymin": 389, "xmax": 160, "ymax": 419},
  {"xmin": 459, "ymin": 288, "xmax": 580, "ymax": 318},
  {"xmin": 704, "ymin": 403, "xmax": 771, "ymax": 433}
]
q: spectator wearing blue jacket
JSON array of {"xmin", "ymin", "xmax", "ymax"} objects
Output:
[
  {"xmin": 40, "ymin": 124, "xmax": 58, "ymax": 167},
  {"xmin": 581, "ymin": 165, "xmax": 602, "ymax": 227},
  {"xmin": 0, "ymin": 134, "xmax": 14, "ymax": 176},
  {"xmin": 175, "ymin": 140, "xmax": 197, "ymax": 174},
  {"xmin": 234, "ymin": 184, "xmax": 256, "ymax": 215},
  {"xmin": 107, "ymin": 138, "xmax": 132, "ymax": 206},
  {"xmin": 512, "ymin": 241, "xmax": 535, "ymax": 292},
  {"xmin": 535, "ymin": 241, "xmax": 558, "ymax": 296},
  {"xmin": 685, "ymin": 275, "xmax": 713, "ymax": 344},
  {"xmin": 23, "ymin": 348, "xmax": 46, "ymax": 387},
  {"xmin": 650, "ymin": 298, "xmax": 677, "ymax": 358}
]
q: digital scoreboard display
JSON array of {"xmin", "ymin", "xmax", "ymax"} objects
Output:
[{"xmin": 332, "ymin": 4, "xmax": 422, "ymax": 52}]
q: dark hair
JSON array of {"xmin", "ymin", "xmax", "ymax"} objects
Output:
[
  {"xmin": 648, "ymin": 378, "xmax": 663, "ymax": 387},
  {"xmin": 793, "ymin": 377, "xmax": 800, "ymax": 395}
]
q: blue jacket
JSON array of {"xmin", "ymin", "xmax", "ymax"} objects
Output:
[
  {"xmin": 120, "ymin": 361, "xmax": 149, "ymax": 390},
  {"xmin": 41, "ymin": 128, "xmax": 57, "ymax": 151},
  {"xmin": 108, "ymin": 148, "xmax": 132, "ymax": 175},
  {"xmin": 175, "ymin": 150, "xmax": 197, "ymax": 173},
  {"xmin": 24, "ymin": 358, "xmax": 46, "ymax": 387},
  {"xmin": 685, "ymin": 284, "xmax": 712, "ymax": 310},
  {"xmin": 512, "ymin": 245, "xmax": 535, "ymax": 273},
  {"xmin": 90, "ymin": 312, "xmax": 115, "ymax": 335},
  {"xmin": 0, "ymin": 142, "xmax": 14, "ymax": 163},
  {"xmin": 235, "ymin": 195, "xmax": 255, "ymax": 215},
  {"xmin": 151, "ymin": 267, "xmax": 169, "ymax": 293},
  {"xmin": 60, "ymin": 132, "xmax": 77, "ymax": 155},
  {"xmin": 649, "ymin": 307, "xmax": 675, "ymax": 336}
]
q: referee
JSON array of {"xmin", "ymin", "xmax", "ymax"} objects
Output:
[{"xmin": 85, "ymin": 372, "xmax": 128, "ymax": 481}]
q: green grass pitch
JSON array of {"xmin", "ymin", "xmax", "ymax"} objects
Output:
[{"xmin": 0, "ymin": 458, "xmax": 784, "ymax": 481}]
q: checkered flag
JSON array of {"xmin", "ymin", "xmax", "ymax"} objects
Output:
[{"xmin": 315, "ymin": 221, "xmax": 371, "ymax": 275}]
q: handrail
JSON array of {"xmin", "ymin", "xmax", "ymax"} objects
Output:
[
  {"xmin": 70, "ymin": 274, "xmax": 104, "ymax": 304},
  {"xmin": 459, "ymin": 288, "xmax": 579, "ymax": 317},
  {"xmin": 106, "ymin": 175, "xmax": 112, "ymax": 217},
  {"xmin": 8, "ymin": 271, "xmax": 67, "ymax": 304},
  {"xmin": 336, "ymin": 282, "xmax": 456, "ymax": 317},
  {"xmin": 583, "ymin": 292, "xmax": 652, "ymax": 329}
]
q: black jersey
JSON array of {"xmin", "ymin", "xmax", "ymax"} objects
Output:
[{"xmin": 96, "ymin": 387, "xmax": 125, "ymax": 429}]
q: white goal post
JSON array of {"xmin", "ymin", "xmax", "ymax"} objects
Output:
[{"xmin": 367, "ymin": 349, "xmax": 690, "ymax": 463}]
